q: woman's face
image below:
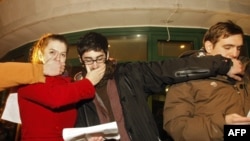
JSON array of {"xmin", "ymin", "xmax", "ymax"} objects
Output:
[{"xmin": 42, "ymin": 40, "xmax": 67, "ymax": 64}]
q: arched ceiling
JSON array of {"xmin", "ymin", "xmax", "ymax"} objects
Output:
[{"xmin": 0, "ymin": 0, "xmax": 250, "ymax": 59}]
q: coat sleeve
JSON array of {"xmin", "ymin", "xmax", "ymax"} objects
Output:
[
  {"xmin": 163, "ymin": 82, "xmax": 225, "ymax": 141},
  {"xmin": 18, "ymin": 77, "xmax": 95, "ymax": 109},
  {"xmin": 137, "ymin": 54, "xmax": 231, "ymax": 94},
  {"xmin": 0, "ymin": 63, "xmax": 45, "ymax": 91},
  {"xmin": 146, "ymin": 55, "xmax": 231, "ymax": 84}
]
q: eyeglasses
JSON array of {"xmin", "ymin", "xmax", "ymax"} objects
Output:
[{"xmin": 83, "ymin": 57, "xmax": 106, "ymax": 65}]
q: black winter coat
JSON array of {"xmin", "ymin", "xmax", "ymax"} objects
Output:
[{"xmin": 75, "ymin": 55, "xmax": 231, "ymax": 141}]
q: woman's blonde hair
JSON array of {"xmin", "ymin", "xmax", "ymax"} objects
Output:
[{"xmin": 29, "ymin": 33, "xmax": 68, "ymax": 64}]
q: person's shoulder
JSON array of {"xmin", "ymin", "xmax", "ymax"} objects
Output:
[
  {"xmin": 46, "ymin": 76, "xmax": 71, "ymax": 82},
  {"xmin": 179, "ymin": 49, "xmax": 206, "ymax": 58},
  {"xmin": 74, "ymin": 72, "xmax": 83, "ymax": 81}
]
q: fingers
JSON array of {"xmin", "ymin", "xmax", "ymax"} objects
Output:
[
  {"xmin": 43, "ymin": 51, "xmax": 66, "ymax": 76},
  {"xmin": 231, "ymin": 116, "xmax": 250, "ymax": 125},
  {"xmin": 227, "ymin": 58, "xmax": 244, "ymax": 81},
  {"xmin": 90, "ymin": 65, "xmax": 105, "ymax": 76},
  {"xmin": 226, "ymin": 113, "xmax": 250, "ymax": 125},
  {"xmin": 85, "ymin": 65, "xmax": 106, "ymax": 85},
  {"xmin": 60, "ymin": 62, "xmax": 66, "ymax": 74},
  {"xmin": 45, "ymin": 52, "xmax": 59, "ymax": 63},
  {"xmin": 86, "ymin": 136, "xmax": 105, "ymax": 141},
  {"xmin": 230, "ymin": 75, "xmax": 242, "ymax": 81},
  {"xmin": 96, "ymin": 65, "xmax": 106, "ymax": 77},
  {"xmin": 86, "ymin": 65, "xmax": 91, "ymax": 73}
]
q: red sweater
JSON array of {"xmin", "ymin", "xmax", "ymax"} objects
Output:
[{"xmin": 18, "ymin": 76, "xmax": 95, "ymax": 141}]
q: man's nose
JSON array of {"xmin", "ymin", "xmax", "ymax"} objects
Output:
[
  {"xmin": 91, "ymin": 61, "xmax": 99, "ymax": 69},
  {"xmin": 229, "ymin": 48, "xmax": 240, "ymax": 59}
]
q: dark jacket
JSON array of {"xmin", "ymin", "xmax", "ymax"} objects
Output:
[{"xmin": 75, "ymin": 55, "xmax": 232, "ymax": 141}]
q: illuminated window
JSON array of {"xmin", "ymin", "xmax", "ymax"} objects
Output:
[
  {"xmin": 108, "ymin": 35, "xmax": 147, "ymax": 61},
  {"xmin": 157, "ymin": 40, "xmax": 194, "ymax": 57}
]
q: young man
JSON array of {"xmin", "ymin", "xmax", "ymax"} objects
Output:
[
  {"xmin": 163, "ymin": 21, "xmax": 250, "ymax": 141},
  {"xmin": 0, "ymin": 54, "xmax": 65, "ymax": 91},
  {"xmin": 74, "ymin": 31, "xmax": 243, "ymax": 141}
]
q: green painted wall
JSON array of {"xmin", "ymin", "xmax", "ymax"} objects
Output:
[{"xmin": 2, "ymin": 26, "xmax": 249, "ymax": 62}]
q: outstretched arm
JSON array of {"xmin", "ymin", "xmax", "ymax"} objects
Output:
[
  {"xmin": 146, "ymin": 55, "xmax": 243, "ymax": 85},
  {"xmin": 0, "ymin": 58, "xmax": 64, "ymax": 91},
  {"xmin": 0, "ymin": 63, "xmax": 45, "ymax": 91}
]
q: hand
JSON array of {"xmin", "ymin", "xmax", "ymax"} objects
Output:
[
  {"xmin": 85, "ymin": 132, "xmax": 105, "ymax": 141},
  {"xmin": 87, "ymin": 136, "xmax": 105, "ymax": 141},
  {"xmin": 85, "ymin": 64, "xmax": 106, "ymax": 85},
  {"xmin": 225, "ymin": 113, "xmax": 250, "ymax": 125},
  {"xmin": 226, "ymin": 58, "xmax": 244, "ymax": 81},
  {"xmin": 43, "ymin": 53, "xmax": 65, "ymax": 76}
]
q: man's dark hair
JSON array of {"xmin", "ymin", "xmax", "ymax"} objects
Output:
[
  {"xmin": 203, "ymin": 20, "xmax": 244, "ymax": 47},
  {"xmin": 77, "ymin": 32, "xmax": 109, "ymax": 59}
]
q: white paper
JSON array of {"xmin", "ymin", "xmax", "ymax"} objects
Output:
[
  {"xmin": 247, "ymin": 110, "xmax": 250, "ymax": 117},
  {"xmin": 1, "ymin": 93, "xmax": 21, "ymax": 124},
  {"xmin": 63, "ymin": 122, "xmax": 120, "ymax": 141}
]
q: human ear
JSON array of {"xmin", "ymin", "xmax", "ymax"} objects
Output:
[
  {"xmin": 204, "ymin": 41, "xmax": 213, "ymax": 54},
  {"xmin": 106, "ymin": 51, "xmax": 109, "ymax": 60},
  {"xmin": 78, "ymin": 55, "xmax": 83, "ymax": 63},
  {"xmin": 78, "ymin": 55, "xmax": 85, "ymax": 67}
]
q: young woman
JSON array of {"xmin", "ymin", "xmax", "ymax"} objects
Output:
[{"xmin": 17, "ymin": 33, "xmax": 105, "ymax": 141}]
